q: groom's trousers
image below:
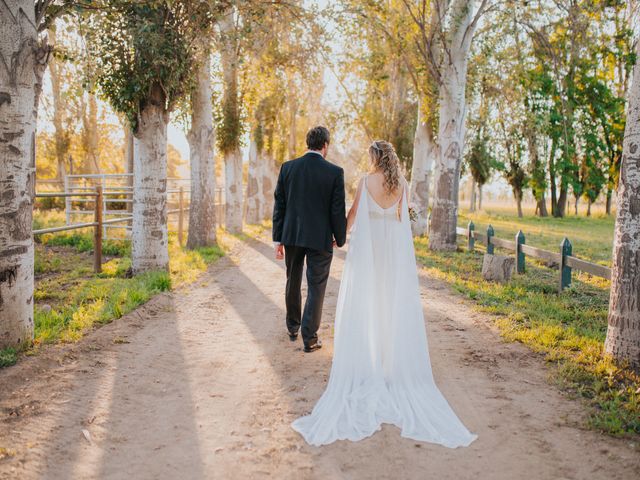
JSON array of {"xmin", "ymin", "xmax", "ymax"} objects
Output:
[{"xmin": 284, "ymin": 245, "xmax": 333, "ymax": 347}]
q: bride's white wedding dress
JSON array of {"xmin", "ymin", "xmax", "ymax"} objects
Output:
[{"xmin": 291, "ymin": 176, "xmax": 478, "ymax": 447}]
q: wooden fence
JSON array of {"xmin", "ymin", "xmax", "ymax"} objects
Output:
[
  {"xmin": 33, "ymin": 187, "xmax": 190, "ymax": 274},
  {"xmin": 455, "ymin": 222, "xmax": 611, "ymax": 293}
]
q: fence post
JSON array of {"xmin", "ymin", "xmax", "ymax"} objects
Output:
[
  {"xmin": 64, "ymin": 175, "xmax": 71, "ymax": 226},
  {"xmin": 94, "ymin": 186, "xmax": 103, "ymax": 274},
  {"xmin": 559, "ymin": 237, "xmax": 572, "ymax": 292},
  {"xmin": 486, "ymin": 225, "xmax": 494, "ymax": 254},
  {"xmin": 468, "ymin": 221, "xmax": 475, "ymax": 252},
  {"xmin": 178, "ymin": 186, "xmax": 184, "ymax": 247},
  {"xmin": 516, "ymin": 230, "xmax": 525, "ymax": 274},
  {"xmin": 101, "ymin": 177, "xmax": 107, "ymax": 239}
]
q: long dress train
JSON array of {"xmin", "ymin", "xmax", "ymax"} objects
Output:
[{"xmin": 291, "ymin": 177, "xmax": 478, "ymax": 447}]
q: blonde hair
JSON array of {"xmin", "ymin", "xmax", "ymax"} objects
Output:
[{"xmin": 368, "ymin": 140, "xmax": 401, "ymax": 195}]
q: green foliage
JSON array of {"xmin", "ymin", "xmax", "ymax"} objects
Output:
[
  {"xmin": 236, "ymin": 2, "xmax": 327, "ymax": 163},
  {"xmin": 40, "ymin": 232, "xmax": 130, "ymax": 257},
  {"xmin": 468, "ymin": 0, "xmax": 633, "ymax": 216},
  {"xmin": 336, "ymin": 1, "xmax": 419, "ymax": 169},
  {"xmin": 465, "ymin": 134, "xmax": 495, "ymax": 187},
  {"xmin": 0, "ymin": 348, "xmax": 18, "ymax": 368},
  {"xmin": 87, "ymin": 0, "xmax": 215, "ymax": 131},
  {"xmin": 216, "ymin": 73, "xmax": 244, "ymax": 154},
  {"xmin": 29, "ymin": 233, "xmax": 223, "ymax": 348}
]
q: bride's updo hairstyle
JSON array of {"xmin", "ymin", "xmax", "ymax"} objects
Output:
[{"xmin": 369, "ymin": 140, "xmax": 401, "ymax": 195}]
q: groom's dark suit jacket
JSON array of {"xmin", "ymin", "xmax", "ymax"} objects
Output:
[{"xmin": 272, "ymin": 152, "xmax": 347, "ymax": 253}]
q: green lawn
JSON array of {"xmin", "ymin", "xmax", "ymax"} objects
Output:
[
  {"xmin": 0, "ymin": 210, "xmax": 224, "ymax": 368},
  {"xmin": 416, "ymin": 209, "xmax": 639, "ymax": 436},
  {"xmin": 459, "ymin": 207, "xmax": 615, "ymax": 265}
]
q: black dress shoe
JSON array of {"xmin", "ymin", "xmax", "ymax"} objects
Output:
[
  {"xmin": 288, "ymin": 331, "xmax": 298, "ymax": 341},
  {"xmin": 303, "ymin": 340, "xmax": 322, "ymax": 353}
]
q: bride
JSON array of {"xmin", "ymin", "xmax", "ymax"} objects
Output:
[{"xmin": 291, "ymin": 140, "xmax": 478, "ymax": 447}]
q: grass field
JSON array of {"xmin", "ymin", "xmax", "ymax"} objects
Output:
[
  {"xmin": 459, "ymin": 206, "xmax": 615, "ymax": 264},
  {"xmin": 415, "ymin": 208, "xmax": 639, "ymax": 436},
  {"xmin": 0, "ymin": 210, "xmax": 224, "ymax": 368}
]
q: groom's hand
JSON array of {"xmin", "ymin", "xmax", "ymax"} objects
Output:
[{"xmin": 275, "ymin": 244, "xmax": 284, "ymax": 260}]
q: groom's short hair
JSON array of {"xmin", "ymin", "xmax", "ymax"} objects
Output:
[{"xmin": 306, "ymin": 126, "xmax": 330, "ymax": 151}]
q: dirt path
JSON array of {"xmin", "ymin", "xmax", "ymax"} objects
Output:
[{"xmin": 1, "ymin": 233, "xmax": 639, "ymax": 480}]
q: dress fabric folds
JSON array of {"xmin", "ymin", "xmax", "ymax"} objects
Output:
[{"xmin": 291, "ymin": 178, "xmax": 478, "ymax": 447}]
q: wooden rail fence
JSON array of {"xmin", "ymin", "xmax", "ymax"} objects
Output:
[
  {"xmin": 455, "ymin": 222, "xmax": 611, "ymax": 293},
  {"xmin": 33, "ymin": 187, "xmax": 189, "ymax": 274}
]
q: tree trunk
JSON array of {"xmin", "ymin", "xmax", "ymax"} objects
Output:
[
  {"xmin": 219, "ymin": 10, "xmax": 243, "ymax": 234},
  {"xmin": 224, "ymin": 148, "xmax": 243, "ymax": 233},
  {"xmin": 587, "ymin": 198, "xmax": 592, "ymax": 217},
  {"xmin": 48, "ymin": 28, "xmax": 68, "ymax": 183},
  {"xmin": 82, "ymin": 93, "xmax": 100, "ymax": 174},
  {"xmin": 0, "ymin": 1, "xmax": 49, "ymax": 348},
  {"xmin": 469, "ymin": 179, "xmax": 477, "ymax": 212},
  {"xmin": 606, "ymin": 186, "xmax": 613, "ymax": 215},
  {"xmin": 549, "ymin": 139, "xmax": 558, "ymax": 216},
  {"xmin": 556, "ymin": 183, "xmax": 568, "ymax": 218},
  {"xmin": 605, "ymin": 39, "xmax": 640, "ymax": 369},
  {"xmin": 574, "ymin": 195, "xmax": 579, "ymax": 215},
  {"xmin": 187, "ymin": 51, "xmax": 217, "ymax": 249},
  {"xmin": 288, "ymin": 97, "xmax": 297, "ymax": 159},
  {"xmin": 515, "ymin": 190, "xmax": 523, "ymax": 218},
  {"xmin": 124, "ymin": 125, "xmax": 134, "ymax": 175},
  {"xmin": 429, "ymin": 0, "xmax": 476, "ymax": 251},
  {"xmin": 124, "ymin": 125, "xmax": 134, "ymax": 225},
  {"xmin": 478, "ymin": 184, "xmax": 483, "ymax": 210},
  {"xmin": 262, "ymin": 155, "xmax": 276, "ymax": 222},
  {"xmin": 537, "ymin": 197, "xmax": 548, "ymax": 217},
  {"xmin": 245, "ymin": 135, "xmax": 263, "ymax": 225},
  {"xmin": 131, "ymin": 85, "xmax": 169, "ymax": 273},
  {"xmin": 409, "ymin": 102, "xmax": 435, "ymax": 236}
]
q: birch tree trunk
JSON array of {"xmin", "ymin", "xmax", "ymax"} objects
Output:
[
  {"xmin": 223, "ymin": 148, "xmax": 243, "ymax": 233},
  {"xmin": 244, "ymin": 135, "xmax": 263, "ymax": 225},
  {"xmin": 262, "ymin": 155, "xmax": 276, "ymax": 222},
  {"xmin": 605, "ymin": 41, "xmax": 640, "ymax": 369},
  {"xmin": 124, "ymin": 125, "xmax": 134, "ymax": 224},
  {"xmin": 469, "ymin": 179, "xmax": 477, "ymax": 212},
  {"xmin": 429, "ymin": 0, "xmax": 476, "ymax": 251},
  {"xmin": 131, "ymin": 84, "xmax": 169, "ymax": 274},
  {"xmin": 288, "ymin": 97, "xmax": 297, "ymax": 159},
  {"xmin": 124, "ymin": 125, "xmax": 134, "ymax": 174},
  {"xmin": 0, "ymin": 1, "xmax": 49, "ymax": 347},
  {"xmin": 219, "ymin": 11, "xmax": 243, "ymax": 234},
  {"xmin": 48, "ymin": 28, "xmax": 68, "ymax": 183},
  {"xmin": 409, "ymin": 101, "xmax": 435, "ymax": 236},
  {"xmin": 81, "ymin": 93, "xmax": 100, "ymax": 174},
  {"xmin": 187, "ymin": 51, "xmax": 217, "ymax": 248}
]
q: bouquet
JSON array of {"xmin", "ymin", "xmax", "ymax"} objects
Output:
[{"xmin": 408, "ymin": 202, "xmax": 418, "ymax": 223}]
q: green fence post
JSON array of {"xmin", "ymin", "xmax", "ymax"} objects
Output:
[
  {"xmin": 559, "ymin": 237, "xmax": 572, "ymax": 292},
  {"xmin": 516, "ymin": 230, "xmax": 525, "ymax": 274},
  {"xmin": 486, "ymin": 225, "xmax": 494, "ymax": 254},
  {"xmin": 468, "ymin": 221, "xmax": 475, "ymax": 252}
]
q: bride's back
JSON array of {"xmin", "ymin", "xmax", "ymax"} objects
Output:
[{"xmin": 365, "ymin": 171, "xmax": 403, "ymax": 210}]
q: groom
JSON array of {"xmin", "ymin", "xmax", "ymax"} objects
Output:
[{"xmin": 272, "ymin": 126, "xmax": 347, "ymax": 353}]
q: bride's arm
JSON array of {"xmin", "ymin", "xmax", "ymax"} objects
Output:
[{"xmin": 346, "ymin": 178, "xmax": 364, "ymax": 232}]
